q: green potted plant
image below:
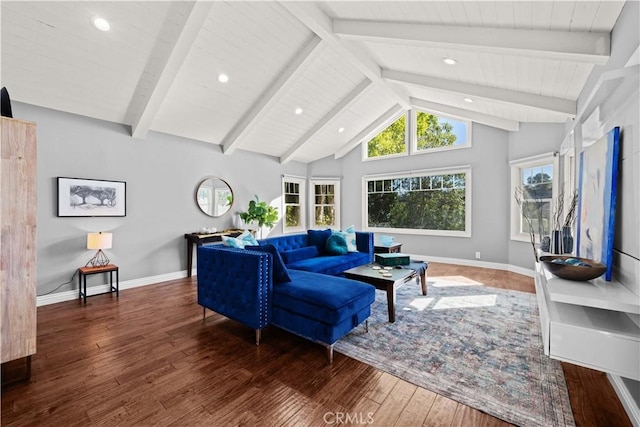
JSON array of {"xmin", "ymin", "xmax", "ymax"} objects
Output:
[{"xmin": 238, "ymin": 195, "xmax": 279, "ymax": 238}]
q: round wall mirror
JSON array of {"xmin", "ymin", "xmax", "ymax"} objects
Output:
[{"xmin": 196, "ymin": 177, "xmax": 233, "ymax": 217}]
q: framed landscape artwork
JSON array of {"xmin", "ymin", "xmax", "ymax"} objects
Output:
[
  {"xmin": 576, "ymin": 126, "xmax": 620, "ymax": 281},
  {"xmin": 57, "ymin": 177, "xmax": 126, "ymax": 217}
]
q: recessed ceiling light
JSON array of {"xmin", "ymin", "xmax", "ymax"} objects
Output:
[
  {"xmin": 338, "ymin": 127, "xmax": 345, "ymax": 133},
  {"xmin": 91, "ymin": 16, "xmax": 111, "ymax": 32},
  {"xmin": 294, "ymin": 107, "xmax": 303, "ymax": 115},
  {"xmin": 218, "ymin": 74, "xmax": 229, "ymax": 83},
  {"xmin": 442, "ymin": 58, "xmax": 457, "ymax": 65},
  {"xmin": 464, "ymin": 97, "xmax": 474, "ymax": 103}
]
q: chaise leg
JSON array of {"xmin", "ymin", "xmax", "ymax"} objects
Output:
[
  {"xmin": 326, "ymin": 344, "xmax": 334, "ymax": 364},
  {"xmin": 255, "ymin": 329, "xmax": 261, "ymax": 346},
  {"xmin": 365, "ymin": 320, "xmax": 369, "ymax": 333},
  {"xmin": 202, "ymin": 307, "xmax": 206, "ymax": 322}
]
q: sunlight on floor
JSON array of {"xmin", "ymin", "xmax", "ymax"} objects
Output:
[
  {"xmin": 405, "ymin": 297, "xmax": 435, "ymax": 311},
  {"xmin": 429, "ymin": 276, "xmax": 485, "ymax": 287},
  {"xmin": 432, "ymin": 294, "xmax": 497, "ymax": 310}
]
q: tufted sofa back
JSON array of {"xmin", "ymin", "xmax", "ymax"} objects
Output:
[
  {"xmin": 259, "ymin": 233, "xmax": 309, "ymax": 252},
  {"xmin": 197, "ymin": 245, "xmax": 272, "ymax": 330}
]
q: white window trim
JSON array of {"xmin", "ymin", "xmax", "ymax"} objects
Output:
[
  {"xmin": 362, "ymin": 166, "xmax": 472, "ymax": 238},
  {"xmin": 309, "ymin": 178, "xmax": 341, "ymax": 229},
  {"xmin": 509, "ymin": 153, "xmax": 559, "ymax": 242},
  {"xmin": 282, "ymin": 175, "xmax": 306, "ymax": 234},
  {"xmin": 411, "ymin": 109, "xmax": 472, "ymax": 155},
  {"xmin": 362, "ymin": 111, "xmax": 409, "ymax": 162}
]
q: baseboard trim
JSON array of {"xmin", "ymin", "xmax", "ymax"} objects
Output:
[
  {"xmin": 608, "ymin": 373, "xmax": 640, "ymax": 426},
  {"xmin": 407, "ymin": 254, "xmax": 535, "ymax": 278},
  {"xmin": 36, "ymin": 270, "xmax": 191, "ymax": 307},
  {"xmin": 37, "ymin": 257, "xmax": 535, "ymax": 307}
]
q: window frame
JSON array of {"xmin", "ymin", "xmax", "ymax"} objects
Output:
[
  {"xmin": 509, "ymin": 153, "xmax": 559, "ymax": 242},
  {"xmin": 282, "ymin": 176, "xmax": 306, "ymax": 234},
  {"xmin": 362, "ymin": 166, "xmax": 472, "ymax": 238},
  {"xmin": 411, "ymin": 109, "xmax": 472, "ymax": 155},
  {"xmin": 362, "ymin": 111, "xmax": 409, "ymax": 161},
  {"xmin": 309, "ymin": 178, "xmax": 341, "ymax": 229}
]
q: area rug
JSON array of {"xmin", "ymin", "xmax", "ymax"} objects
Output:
[{"xmin": 334, "ymin": 276, "xmax": 575, "ymax": 427}]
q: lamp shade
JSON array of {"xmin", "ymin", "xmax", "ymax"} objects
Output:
[{"xmin": 87, "ymin": 232, "xmax": 112, "ymax": 250}]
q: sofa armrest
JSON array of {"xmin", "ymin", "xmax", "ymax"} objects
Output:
[
  {"xmin": 355, "ymin": 231, "xmax": 374, "ymax": 263},
  {"xmin": 197, "ymin": 245, "xmax": 271, "ymax": 330}
]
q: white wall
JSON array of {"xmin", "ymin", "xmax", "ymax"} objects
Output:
[{"xmin": 572, "ymin": 0, "xmax": 639, "ymax": 417}]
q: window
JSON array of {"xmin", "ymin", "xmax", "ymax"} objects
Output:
[
  {"xmin": 365, "ymin": 114, "xmax": 407, "ymax": 159},
  {"xmin": 414, "ymin": 110, "xmax": 470, "ymax": 153},
  {"xmin": 364, "ymin": 167, "xmax": 471, "ymax": 237},
  {"xmin": 365, "ymin": 110, "xmax": 471, "ymax": 160},
  {"xmin": 510, "ymin": 154, "xmax": 558, "ymax": 242},
  {"xmin": 282, "ymin": 176, "xmax": 306, "ymax": 233},
  {"xmin": 310, "ymin": 179, "xmax": 340, "ymax": 229}
]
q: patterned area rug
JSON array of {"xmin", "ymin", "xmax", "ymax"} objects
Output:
[{"xmin": 335, "ymin": 275, "xmax": 575, "ymax": 427}]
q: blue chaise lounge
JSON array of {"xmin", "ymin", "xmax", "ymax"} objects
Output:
[{"xmin": 197, "ymin": 237, "xmax": 375, "ymax": 363}]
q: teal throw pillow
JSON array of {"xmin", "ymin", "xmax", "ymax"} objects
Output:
[
  {"xmin": 221, "ymin": 235, "xmax": 244, "ymax": 248},
  {"xmin": 325, "ymin": 234, "xmax": 348, "ymax": 255},
  {"xmin": 332, "ymin": 225, "xmax": 358, "ymax": 252}
]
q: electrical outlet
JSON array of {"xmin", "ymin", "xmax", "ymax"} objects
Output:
[{"xmin": 475, "ymin": 252, "xmax": 481, "ymax": 259}]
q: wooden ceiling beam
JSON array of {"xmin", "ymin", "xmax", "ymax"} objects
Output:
[
  {"xmin": 410, "ymin": 98, "xmax": 520, "ymax": 132},
  {"xmin": 222, "ymin": 36, "xmax": 324, "ymax": 155},
  {"xmin": 383, "ymin": 69, "xmax": 576, "ymax": 116},
  {"xmin": 334, "ymin": 19, "xmax": 610, "ymax": 64},
  {"xmin": 129, "ymin": 1, "xmax": 213, "ymax": 139},
  {"xmin": 280, "ymin": 79, "xmax": 373, "ymax": 164},
  {"xmin": 280, "ymin": 2, "xmax": 410, "ymax": 109},
  {"xmin": 334, "ymin": 103, "xmax": 405, "ymax": 159}
]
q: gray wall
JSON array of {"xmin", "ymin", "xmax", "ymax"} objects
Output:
[
  {"xmin": 507, "ymin": 122, "xmax": 566, "ymax": 269},
  {"xmin": 326, "ymin": 122, "xmax": 511, "ymax": 264},
  {"xmin": 16, "ymin": 102, "xmax": 306, "ymax": 295}
]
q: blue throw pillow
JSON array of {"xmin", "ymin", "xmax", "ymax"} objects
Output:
[
  {"xmin": 245, "ymin": 244, "xmax": 291, "ymax": 283},
  {"xmin": 221, "ymin": 230, "xmax": 258, "ymax": 249},
  {"xmin": 281, "ymin": 246, "xmax": 319, "ymax": 264},
  {"xmin": 325, "ymin": 234, "xmax": 348, "ymax": 255},
  {"xmin": 307, "ymin": 229, "xmax": 331, "ymax": 254}
]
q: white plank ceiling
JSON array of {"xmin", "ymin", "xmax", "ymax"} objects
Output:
[{"xmin": 0, "ymin": 1, "xmax": 627, "ymax": 164}]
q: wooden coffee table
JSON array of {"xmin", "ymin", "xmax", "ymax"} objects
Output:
[{"xmin": 344, "ymin": 262, "xmax": 427, "ymax": 323}]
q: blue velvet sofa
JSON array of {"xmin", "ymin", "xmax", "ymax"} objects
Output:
[
  {"xmin": 197, "ymin": 241, "xmax": 375, "ymax": 363},
  {"xmin": 259, "ymin": 230, "xmax": 374, "ymax": 275}
]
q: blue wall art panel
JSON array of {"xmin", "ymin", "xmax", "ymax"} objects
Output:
[{"xmin": 576, "ymin": 126, "xmax": 621, "ymax": 281}]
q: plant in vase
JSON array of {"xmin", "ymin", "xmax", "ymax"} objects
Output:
[{"xmin": 238, "ymin": 195, "xmax": 279, "ymax": 239}]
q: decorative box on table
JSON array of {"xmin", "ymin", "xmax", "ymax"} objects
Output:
[{"xmin": 375, "ymin": 253, "xmax": 410, "ymax": 266}]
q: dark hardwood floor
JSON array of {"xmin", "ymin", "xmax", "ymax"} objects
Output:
[{"xmin": 1, "ymin": 262, "xmax": 632, "ymax": 426}]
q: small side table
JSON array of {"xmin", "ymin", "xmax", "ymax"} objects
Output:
[
  {"xmin": 374, "ymin": 243, "xmax": 403, "ymax": 254},
  {"xmin": 78, "ymin": 264, "xmax": 119, "ymax": 303}
]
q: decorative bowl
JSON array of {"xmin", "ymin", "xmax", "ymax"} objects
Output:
[
  {"xmin": 379, "ymin": 235, "xmax": 395, "ymax": 246},
  {"xmin": 539, "ymin": 255, "xmax": 606, "ymax": 281}
]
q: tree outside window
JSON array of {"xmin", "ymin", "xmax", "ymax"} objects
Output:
[
  {"xmin": 366, "ymin": 170, "xmax": 469, "ymax": 235},
  {"xmin": 282, "ymin": 177, "xmax": 306, "ymax": 233},
  {"xmin": 366, "ymin": 115, "xmax": 406, "ymax": 158},
  {"xmin": 415, "ymin": 111, "xmax": 468, "ymax": 152}
]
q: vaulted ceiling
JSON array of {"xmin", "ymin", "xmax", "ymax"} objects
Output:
[{"xmin": 1, "ymin": 1, "xmax": 626, "ymax": 164}]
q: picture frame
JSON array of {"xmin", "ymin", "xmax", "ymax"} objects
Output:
[
  {"xmin": 576, "ymin": 126, "xmax": 620, "ymax": 281},
  {"xmin": 57, "ymin": 177, "xmax": 126, "ymax": 217}
]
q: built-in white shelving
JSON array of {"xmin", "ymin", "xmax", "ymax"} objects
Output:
[
  {"xmin": 535, "ymin": 262, "xmax": 640, "ymax": 381},
  {"xmin": 542, "ymin": 267, "xmax": 640, "ymax": 314}
]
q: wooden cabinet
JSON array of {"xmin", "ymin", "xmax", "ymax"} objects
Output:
[{"xmin": 1, "ymin": 117, "xmax": 37, "ymax": 365}]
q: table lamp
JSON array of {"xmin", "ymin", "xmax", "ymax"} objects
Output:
[{"xmin": 86, "ymin": 232, "xmax": 112, "ymax": 267}]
